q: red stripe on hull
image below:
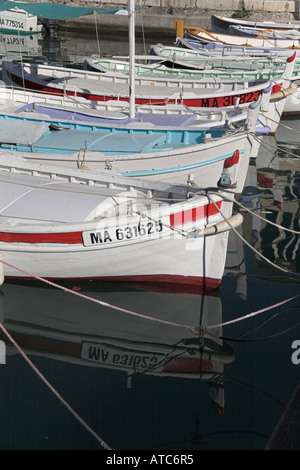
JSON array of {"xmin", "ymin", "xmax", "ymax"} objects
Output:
[
  {"xmin": 0, "ymin": 231, "xmax": 83, "ymax": 244},
  {"xmin": 4, "ymin": 274, "xmax": 222, "ymax": 294},
  {"xmin": 8, "ymin": 71, "xmax": 275, "ymax": 108},
  {"xmin": 0, "ymin": 202, "xmax": 222, "ymax": 244},
  {"xmin": 170, "ymin": 201, "xmax": 222, "ymax": 227}
]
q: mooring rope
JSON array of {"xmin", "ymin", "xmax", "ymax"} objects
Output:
[
  {"xmin": 207, "ymin": 297, "xmax": 299, "ymax": 329},
  {"xmin": 256, "ymin": 127, "xmax": 300, "ymax": 163},
  {"xmin": 0, "ymin": 171, "xmax": 299, "ymax": 444},
  {"xmin": 0, "ymin": 179, "xmax": 299, "ymax": 333},
  {"xmin": 222, "ymin": 190, "xmax": 300, "ymax": 235},
  {"xmin": 227, "ymin": 307, "xmax": 300, "ymax": 343},
  {"xmin": 0, "ymin": 319, "xmax": 112, "ymax": 450},
  {"xmin": 0, "ymin": 259, "xmax": 196, "ymax": 333},
  {"xmin": 93, "ymin": 11, "xmax": 101, "ymax": 60},
  {"xmin": 0, "ymin": 251, "xmax": 298, "ymax": 446},
  {"xmin": 207, "ymin": 191, "xmax": 300, "ymax": 277},
  {"xmin": 0, "ymin": 256, "xmax": 298, "ymax": 333}
]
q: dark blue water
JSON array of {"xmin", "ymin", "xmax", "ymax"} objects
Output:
[{"xmin": 0, "ymin": 30, "xmax": 299, "ymax": 451}]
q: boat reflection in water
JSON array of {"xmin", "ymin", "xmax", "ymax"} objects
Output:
[
  {"xmin": 240, "ymin": 128, "xmax": 300, "ymax": 284},
  {"xmin": 0, "ymin": 33, "xmax": 41, "ymax": 57},
  {"xmin": 0, "ymin": 279, "xmax": 234, "ymax": 417}
]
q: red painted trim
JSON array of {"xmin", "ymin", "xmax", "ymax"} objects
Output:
[
  {"xmin": 272, "ymin": 83, "xmax": 283, "ymax": 93},
  {"xmin": 170, "ymin": 201, "xmax": 222, "ymax": 227},
  {"xmin": 224, "ymin": 149, "xmax": 239, "ymax": 168},
  {"xmin": 9, "ymin": 70, "xmax": 273, "ymax": 108},
  {"xmin": 287, "ymin": 51, "xmax": 296, "ymax": 62},
  {"xmin": 0, "ymin": 202, "xmax": 223, "ymax": 244},
  {"xmin": 5, "ymin": 274, "xmax": 222, "ymax": 293},
  {"xmin": 0, "ymin": 231, "xmax": 83, "ymax": 244}
]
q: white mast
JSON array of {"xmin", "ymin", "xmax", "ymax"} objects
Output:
[{"xmin": 129, "ymin": 0, "xmax": 135, "ymax": 118}]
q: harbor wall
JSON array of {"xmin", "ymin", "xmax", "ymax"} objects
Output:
[{"xmin": 39, "ymin": 0, "xmax": 300, "ymax": 35}]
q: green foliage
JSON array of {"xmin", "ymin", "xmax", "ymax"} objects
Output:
[{"xmin": 232, "ymin": 10, "xmax": 251, "ymax": 18}]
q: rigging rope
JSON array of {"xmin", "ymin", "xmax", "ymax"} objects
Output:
[
  {"xmin": 207, "ymin": 190, "xmax": 300, "ymax": 277},
  {"xmin": 0, "ymin": 319, "xmax": 112, "ymax": 450},
  {"xmin": 0, "ymin": 257, "xmax": 298, "ymax": 333},
  {"xmin": 0, "ymin": 259, "xmax": 197, "ymax": 333},
  {"xmin": 208, "ymin": 295, "xmax": 299, "ymax": 329},
  {"xmin": 0, "ymin": 229, "xmax": 298, "ymax": 443},
  {"xmin": 0, "ymin": 136, "xmax": 300, "ymax": 334},
  {"xmin": 93, "ymin": 11, "xmax": 101, "ymax": 59},
  {"xmin": 222, "ymin": 190, "xmax": 300, "ymax": 235},
  {"xmin": 137, "ymin": 2, "xmax": 146, "ymax": 59}
]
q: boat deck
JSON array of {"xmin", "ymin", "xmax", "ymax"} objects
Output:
[
  {"xmin": 7, "ymin": 62, "xmax": 269, "ymax": 97},
  {"xmin": 0, "ymin": 169, "xmax": 166, "ymax": 225}
]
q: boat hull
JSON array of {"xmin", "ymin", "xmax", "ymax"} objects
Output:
[
  {"xmin": 2, "ymin": 60, "xmax": 277, "ymax": 109},
  {"xmin": 0, "ymin": 9, "xmax": 42, "ymax": 34},
  {"xmin": 0, "ymin": 230, "xmax": 230, "ymax": 293},
  {"xmin": 211, "ymin": 14, "xmax": 300, "ymax": 34},
  {"xmin": 0, "ymin": 155, "xmax": 242, "ymax": 293},
  {"xmin": 5, "ymin": 131, "xmax": 258, "ymax": 194}
]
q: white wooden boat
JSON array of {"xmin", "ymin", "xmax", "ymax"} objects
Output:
[
  {"xmin": 147, "ymin": 44, "xmax": 299, "ymax": 116},
  {"xmin": 0, "ymin": 94, "xmax": 274, "ymax": 192},
  {"xmin": 175, "ymin": 35, "xmax": 300, "ymax": 60},
  {"xmin": 3, "ymin": 48, "xmax": 297, "ymax": 130},
  {"xmin": 0, "ymin": 58, "xmax": 295, "ymax": 133},
  {"xmin": 1, "ymin": 59, "xmax": 287, "ymax": 109},
  {"xmin": 150, "ymin": 42, "xmax": 278, "ymax": 64},
  {"xmin": 0, "ymin": 84, "xmax": 252, "ymax": 130},
  {"xmin": 149, "ymin": 43, "xmax": 295, "ymax": 71},
  {"xmin": 228, "ymin": 25, "xmax": 300, "ymax": 40},
  {"xmin": 0, "ymin": 6, "xmax": 42, "ymax": 34},
  {"xmin": 182, "ymin": 25, "xmax": 300, "ymax": 49},
  {"xmin": 0, "ymin": 154, "xmax": 243, "ymax": 292},
  {"xmin": 211, "ymin": 14, "xmax": 300, "ymax": 34},
  {"xmin": 83, "ymin": 54, "xmax": 289, "ymax": 75},
  {"xmin": 0, "ymin": 110, "xmax": 260, "ymax": 192},
  {"xmin": 148, "ymin": 44, "xmax": 300, "ymax": 84}
]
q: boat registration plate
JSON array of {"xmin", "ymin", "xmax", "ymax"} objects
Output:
[
  {"xmin": 82, "ymin": 220, "xmax": 163, "ymax": 246},
  {"xmin": 81, "ymin": 341, "xmax": 160, "ymax": 370}
]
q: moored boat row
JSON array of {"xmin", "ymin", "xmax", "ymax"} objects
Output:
[
  {"xmin": 0, "ymin": 3, "xmax": 297, "ymax": 293},
  {"xmin": 0, "ymin": 5, "xmax": 299, "ymax": 449}
]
